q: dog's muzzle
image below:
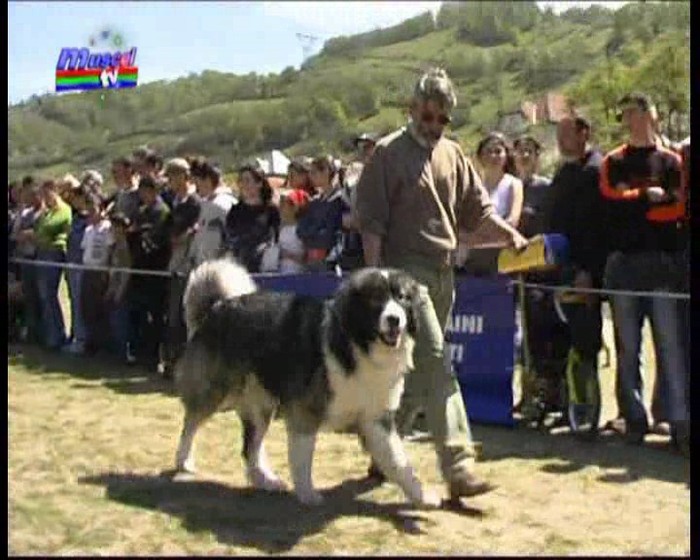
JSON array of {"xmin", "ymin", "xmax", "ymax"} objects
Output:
[{"xmin": 379, "ymin": 300, "xmax": 407, "ymax": 348}]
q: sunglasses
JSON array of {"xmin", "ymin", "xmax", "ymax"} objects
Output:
[{"xmin": 421, "ymin": 112, "xmax": 451, "ymax": 125}]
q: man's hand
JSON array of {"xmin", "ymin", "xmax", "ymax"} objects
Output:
[
  {"xmin": 572, "ymin": 269, "xmax": 597, "ymax": 306},
  {"xmin": 342, "ymin": 213, "xmax": 357, "ymax": 230},
  {"xmin": 455, "ymin": 243, "xmax": 470, "ymax": 267},
  {"xmin": 510, "ymin": 231, "xmax": 528, "ymax": 252},
  {"xmin": 17, "ymin": 230, "xmax": 35, "ymax": 243},
  {"xmin": 467, "ymin": 213, "xmax": 528, "ymax": 252},
  {"xmin": 646, "ymin": 186, "xmax": 668, "ymax": 203},
  {"xmin": 361, "ymin": 232, "xmax": 383, "ymax": 267}
]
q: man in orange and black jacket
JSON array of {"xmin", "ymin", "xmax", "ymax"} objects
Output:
[{"xmin": 600, "ymin": 93, "xmax": 688, "ymax": 455}]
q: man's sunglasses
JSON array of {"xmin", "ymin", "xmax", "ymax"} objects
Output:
[{"xmin": 421, "ymin": 112, "xmax": 451, "ymax": 125}]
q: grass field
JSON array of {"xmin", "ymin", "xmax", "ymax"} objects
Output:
[{"xmin": 8, "ymin": 288, "xmax": 690, "ymax": 555}]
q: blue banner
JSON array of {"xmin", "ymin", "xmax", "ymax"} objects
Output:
[
  {"xmin": 447, "ymin": 275, "xmax": 515, "ymax": 427},
  {"xmin": 253, "ymin": 272, "xmax": 515, "ymax": 427}
]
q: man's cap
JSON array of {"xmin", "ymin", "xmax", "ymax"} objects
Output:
[
  {"xmin": 353, "ymin": 132, "xmax": 380, "ymax": 147},
  {"xmin": 164, "ymin": 158, "xmax": 191, "ymax": 175}
]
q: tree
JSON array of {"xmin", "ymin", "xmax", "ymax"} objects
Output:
[
  {"xmin": 341, "ymin": 83, "xmax": 380, "ymax": 120},
  {"xmin": 280, "ymin": 66, "xmax": 297, "ymax": 84},
  {"xmin": 633, "ymin": 35, "xmax": 690, "ymax": 139}
]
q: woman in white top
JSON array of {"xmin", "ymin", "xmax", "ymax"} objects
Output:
[
  {"xmin": 475, "ymin": 132, "xmax": 523, "ymax": 228},
  {"xmin": 459, "ymin": 132, "xmax": 523, "ymax": 274}
]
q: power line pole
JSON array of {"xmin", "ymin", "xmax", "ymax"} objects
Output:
[{"xmin": 296, "ymin": 33, "xmax": 320, "ymax": 65}]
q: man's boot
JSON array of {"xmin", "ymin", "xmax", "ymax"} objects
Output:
[{"xmin": 447, "ymin": 470, "xmax": 497, "ymax": 501}]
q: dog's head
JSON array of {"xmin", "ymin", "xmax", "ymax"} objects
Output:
[{"xmin": 333, "ymin": 268, "xmax": 420, "ymax": 351}]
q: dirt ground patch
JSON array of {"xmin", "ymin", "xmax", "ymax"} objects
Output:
[{"xmin": 8, "ymin": 321, "xmax": 689, "ymax": 555}]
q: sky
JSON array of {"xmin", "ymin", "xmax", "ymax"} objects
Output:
[{"xmin": 7, "ymin": 1, "xmax": 629, "ymax": 106}]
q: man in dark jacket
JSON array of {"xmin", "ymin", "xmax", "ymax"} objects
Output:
[
  {"xmin": 163, "ymin": 158, "xmax": 201, "ymax": 378},
  {"xmin": 545, "ymin": 113, "xmax": 608, "ymax": 433},
  {"xmin": 599, "ymin": 94, "xmax": 688, "ymax": 454},
  {"xmin": 129, "ymin": 175, "xmax": 171, "ymax": 372}
]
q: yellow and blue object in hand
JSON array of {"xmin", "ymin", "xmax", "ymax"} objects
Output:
[{"xmin": 497, "ymin": 234, "xmax": 569, "ymax": 274}]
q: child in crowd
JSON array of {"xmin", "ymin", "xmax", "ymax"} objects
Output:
[
  {"xmin": 278, "ymin": 189, "xmax": 310, "ymax": 274},
  {"xmin": 296, "ymin": 155, "xmax": 348, "ymax": 271},
  {"xmin": 80, "ymin": 193, "xmax": 115, "ymax": 354},
  {"xmin": 104, "ymin": 212, "xmax": 134, "ymax": 363},
  {"xmin": 64, "ymin": 185, "xmax": 89, "ymax": 355}
]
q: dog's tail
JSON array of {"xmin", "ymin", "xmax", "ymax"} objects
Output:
[{"xmin": 183, "ymin": 257, "xmax": 257, "ymax": 338}]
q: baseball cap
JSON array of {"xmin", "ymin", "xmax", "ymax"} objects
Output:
[{"xmin": 164, "ymin": 158, "xmax": 191, "ymax": 175}]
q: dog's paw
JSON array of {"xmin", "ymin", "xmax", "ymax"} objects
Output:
[
  {"xmin": 171, "ymin": 469, "xmax": 197, "ymax": 482},
  {"xmin": 258, "ymin": 477, "xmax": 288, "ymax": 493},
  {"xmin": 175, "ymin": 457, "xmax": 197, "ymax": 475},
  {"xmin": 248, "ymin": 469, "xmax": 288, "ymax": 492},
  {"xmin": 296, "ymin": 489, "xmax": 325, "ymax": 507}
]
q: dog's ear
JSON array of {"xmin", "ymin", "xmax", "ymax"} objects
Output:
[{"xmin": 327, "ymin": 304, "xmax": 357, "ymax": 372}]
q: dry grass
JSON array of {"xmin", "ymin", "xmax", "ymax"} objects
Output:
[{"xmin": 8, "ymin": 300, "xmax": 690, "ymax": 556}]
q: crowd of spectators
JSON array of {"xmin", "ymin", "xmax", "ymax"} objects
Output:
[{"xmin": 7, "ymin": 90, "xmax": 689, "ymax": 454}]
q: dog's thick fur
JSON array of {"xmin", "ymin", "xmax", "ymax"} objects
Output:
[
  {"xmin": 174, "ymin": 259, "xmax": 439, "ymax": 508},
  {"xmin": 183, "ymin": 258, "xmax": 257, "ymax": 339}
]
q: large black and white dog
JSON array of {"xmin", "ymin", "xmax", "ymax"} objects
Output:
[{"xmin": 173, "ymin": 258, "xmax": 440, "ymax": 508}]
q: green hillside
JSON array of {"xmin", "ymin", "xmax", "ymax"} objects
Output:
[{"xmin": 8, "ymin": 1, "xmax": 690, "ymax": 185}]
